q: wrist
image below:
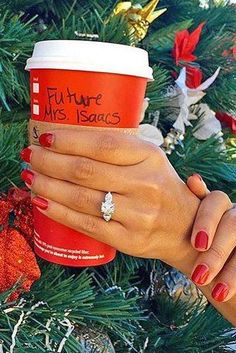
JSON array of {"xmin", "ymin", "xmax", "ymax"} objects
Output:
[{"xmin": 161, "ymin": 185, "xmax": 200, "ymax": 275}]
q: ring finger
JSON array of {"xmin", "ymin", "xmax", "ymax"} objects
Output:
[
  {"xmin": 29, "ymin": 196, "xmax": 128, "ymax": 252},
  {"xmin": 21, "ymin": 168, "xmax": 127, "ymax": 223}
]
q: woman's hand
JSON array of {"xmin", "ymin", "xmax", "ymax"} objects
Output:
[
  {"xmin": 187, "ymin": 174, "xmax": 235, "ymax": 302},
  {"xmin": 20, "ymin": 129, "xmax": 236, "ymax": 324},
  {"xmin": 20, "ymin": 128, "xmax": 200, "ymax": 263}
]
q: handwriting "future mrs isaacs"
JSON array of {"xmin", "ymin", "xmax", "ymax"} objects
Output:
[{"xmin": 43, "ymin": 87, "xmax": 121, "ymax": 126}]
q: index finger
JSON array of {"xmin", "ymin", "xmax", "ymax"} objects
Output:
[
  {"xmin": 38, "ymin": 129, "xmax": 155, "ymax": 165},
  {"xmin": 187, "ymin": 174, "xmax": 210, "ymax": 200}
]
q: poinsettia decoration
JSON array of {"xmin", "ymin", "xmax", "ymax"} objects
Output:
[
  {"xmin": 216, "ymin": 112, "xmax": 236, "ymax": 133},
  {"xmin": 172, "ymin": 22, "xmax": 205, "ymax": 88},
  {"xmin": 0, "ymin": 187, "xmax": 40, "ymax": 301},
  {"xmin": 172, "ymin": 22, "xmax": 205, "ymax": 65}
]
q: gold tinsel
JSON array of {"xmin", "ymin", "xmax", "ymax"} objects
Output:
[{"xmin": 113, "ymin": 0, "xmax": 167, "ymax": 44}]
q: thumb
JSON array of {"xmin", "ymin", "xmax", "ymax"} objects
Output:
[{"xmin": 187, "ymin": 174, "xmax": 210, "ymax": 200}]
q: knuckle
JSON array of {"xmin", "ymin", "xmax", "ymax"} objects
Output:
[
  {"xmin": 37, "ymin": 149, "xmax": 48, "ymax": 170},
  {"xmin": 223, "ymin": 209, "xmax": 236, "ymax": 233},
  {"xmin": 211, "ymin": 190, "xmax": 232, "ymax": 208},
  {"xmin": 73, "ymin": 157, "xmax": 95, "ymax": 180},
  {"xmin": 71, "ymin": 187, "xmax": 91, "ymax": 208},
  {"xmin": 141, "ymin": 176, "xmax": 160, "ymax": 195},
  {"xmin": 209, "ymin": 244, "xmax": 227, "ymax": 264},
  {"xmin": 223, "ymin": 261, "xmax": 236, "ymax": 276},
  {"xmin": 82, "ymin": 215, "xmax": 98, "ymax": 234},
  {"xmin": 139, "ymin": 210, "xmax": 157, "ymax": 231},
  {"xmin": 148, "ymin": 145, "xmax": 166, "ymax": 162},
  {"xmin": 97, "ymin": 133, "xmax": 119, "ymax": 155}
]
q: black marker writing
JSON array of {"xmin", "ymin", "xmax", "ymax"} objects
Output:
[{"xmin": 77, "ymin": 110, "xmax": 121, "ymax": 125}]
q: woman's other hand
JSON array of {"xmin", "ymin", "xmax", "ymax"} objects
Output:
[{"xmin": 187, "ymin": 174, "xmax": 235, "ymax": 302}]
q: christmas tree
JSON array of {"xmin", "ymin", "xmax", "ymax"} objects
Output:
[{"xmin": 0, "ymin": 0, "xmax": 236, "ymax": 352}]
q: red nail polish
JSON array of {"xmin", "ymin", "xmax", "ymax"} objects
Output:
[
  {"xmin": 195, "ymin": 230, "xmax": 209, "ymax": 250},
  {"xmin": 192, "ymin": 173, "xmax": 202, "ymax": 181},
  {"xmin": 32, "ymin": 196, "xmax": 48, "ymax": 210},
  {"xmin": 212, "ymin": 283, "xmax": 229, "ymax": 302},
  {"xmin": 20, "ymin": 169, "xmax": 34, "ymax": 186},
  {"xmin": 191, "ymin": 264, "xmax": 209, "ymax": 285},
  {"xmin": 39, "ymin": 133, "xmax": 54, "ymax": 147},
  {"xmin": 20, "ymin": 147, "xmax": 32, "ymax": 163}
]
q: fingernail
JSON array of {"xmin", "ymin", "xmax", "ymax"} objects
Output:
[
  {"xmin": 20, "ymin": 147, "xmax": 32, "ymax": 163},
  {"xmin": 192, "ymin": 173, "xmax": 202, "ymax": 181},
  {"xmin": 212, "ymin": 283, "xmax": 229, "ymax": 302},
  {"xmin": 195, "ymin": 230, "xmax": 209, "ymax": 250},
  {"xmin": 191, "ymin": 264, "xmax": 210, "ymax": 285},
  {"xmin": 32, "ymin": 196, "xmax": 48, "ymax": 210},
  {"xmin": 20, "ymin": 169, "xmax": 34, "ymax": 186},
  {"xmin": 39, "ymin": 133, "xmax": 54, "ymax": 147}
]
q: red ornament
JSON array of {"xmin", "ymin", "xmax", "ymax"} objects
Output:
[
  {"xmin": 0, "ymin": 227, "xmax": 40, "ymax": 301},
  {"xmin": 186, "ymin": 66, "xmax": 203, "ymax": 88},
  {"xmin": 172, "ymin": 22, "xmax": 205, "ymax": 65},
  {"xmin": 216, "ymin": 112, "xmax": 236, "ymax": 133}
]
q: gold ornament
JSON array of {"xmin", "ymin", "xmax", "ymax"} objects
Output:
[
  {"xmin": 113, "ymin": 0, "xmax": 167, "ymax": 44},
  {"xmin": 227, "ymin": 137, "xmax": 236, "ymax": 158}
]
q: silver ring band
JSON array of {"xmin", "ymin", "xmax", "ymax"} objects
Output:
[{"xmin": 101, "ymin": 192, "xmax": 115, "ymax": 222}]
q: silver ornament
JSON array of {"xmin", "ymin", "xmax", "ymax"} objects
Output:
[{"xmin": 74, "ymin": 326, "xmax": 115, "ymax": 353}]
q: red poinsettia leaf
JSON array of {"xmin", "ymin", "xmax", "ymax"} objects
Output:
[
  {"xmin": 180, "ymin": 53, "xmax": 197, "ymax": 63},
  {"xmin": 177, "ymin": 31, "xmax": 189, "ymax": 55},
  {"xmin": 173, "ymin": 23, "xmax": 204, "ymax": 65},
  {"xmin": 186, "ymin": 66, "xmax": 203, "ymax": 88},
  {"xmin": 173, "ymin": 29, "xmax": 189, "ymax": 64},
  {"xmin": 0, "ymin": 228, "xmax": 41, "ymax": 300},
  {"xmin": 186, "ymin": 22, "xmax": 205, "ymax": 54},
  {"xmin": 216, "ymin": 112, "xmax": 236, "ymax": 133}
]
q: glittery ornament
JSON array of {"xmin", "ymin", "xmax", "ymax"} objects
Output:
[
  {"xmin": 9, "ymin": 188, "xmax": 34, "ymax": 247},
  {"xmin": 113, "ymin": 0, "xmax": 167, "ymax": 44},
  {"xmin": 163, "ymin": 128, "xmax": 184, "ymax": 155},
  {"xmin": 146, "ymin": 268, "xmax": 207, "ymax": 308},
  {"xmin": 0, "ymin": 198, "xmax": 12, "ymax": 226},
  {"xmin": 0, "ymin": 227, "xmax": 40, "ymax": 301},
  {"xmin": 74, "ymin": 326, "xmax": 115, "ymax": 353}
]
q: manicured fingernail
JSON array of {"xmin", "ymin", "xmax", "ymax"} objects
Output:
[
  {"xmin": 195, "ymin": 230, "xmax": 209, "ymax": 250},
  {"xmin": 192, "ymin": 173, "xmax": 202, "ymax": 181},
  {"xmin": 32, "ymin": 196, "xmax": 48, "ymax": 210},
  {"xmin": 39, "ymin": 133, "xmax": 54, "ymax": 147},
  {"xmin": 212, "ymin": 283, "xmax": 229, "ymax": 302},
  {"xmin": 20, "ymin": 169, "xmax": 34, "ymax": 186},
  {"xmin": 191, "ymin": 264, "xmax": 209, "ymax": 285},
  {"xmin": 20, "ymin": 147, "xmax": 32, "ymax": 163}
]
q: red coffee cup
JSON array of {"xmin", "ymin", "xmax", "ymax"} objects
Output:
[{"xmin": 25, "ymin": 40, "xmax": 153, "ymax": 267}]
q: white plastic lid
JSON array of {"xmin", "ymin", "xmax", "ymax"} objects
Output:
[{"xmin": 25, "ymin": 40, "xmax": 153, "ymax": 80}]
